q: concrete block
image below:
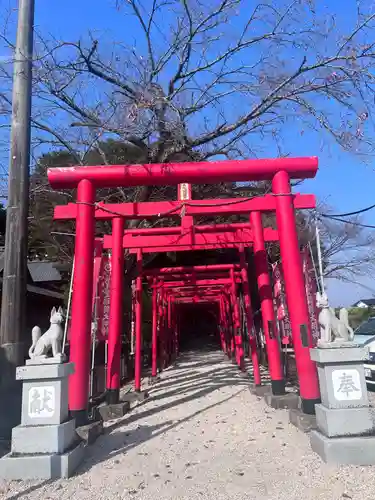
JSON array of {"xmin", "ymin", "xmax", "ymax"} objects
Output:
[
  {"xmin": 317, "ymin": 364, "xmax": 368, "ymax": 410},
  {"xmin": 0, "ymin": 441, "xmax": 84, "ymax": 480},
  {"xmin": 0, "ymin": 452, "xmax": 58, "ymax": 480},
  {"xmin": 310, "ymin": 345, "xmax": 368, "ymax": 364},
  {"xmin": 11, "ymin": 419, "xmax": 76, "ymax": 454},
  {"xmin": 289, "ymin": 408, "xmax": 317, "ymax": 433},
  {"xmin": 122, "ymin": 391, "xmax": 149, "ymax": 403},
  {"xmin": 315, "ymin": 404, "xmax": 374, "ymax": 438},
  {"xmin": 60, "ymin": 441, "xmax": 85, "ymax": 478},
  {"xmin": 16, "ymin": 362, "xmax": 74, "ymax": 381},
  {"xmin": 26, "ymin": 356, "xmax": 67, "ymax": 366},
  {"xmin": 249, "ymin": 385, "xmax": 271, "ymax": 397},
  {"xmin": 310, "ymin": 430, "xmax": 375, "ymax": 465},
  {"xmin": 310, "ymin": 344, "xmax": 368, "ymax": 364},
  {"xmin": 149, "ymin": 376, "xmax": 161, "ymax": 385},
  {"xmin": 76, "ymin": 420, "xmax": 103, "ymax": 445},
  {"xmin": 21, "ymin": 378, "xmax": 69, "ymax": 426},
  {"xmin": 264, "ymin": 392, "xmax": 299, "ymax": 410},
  {"xmin": 98, "ymin": 402, "xmax": 130, "ymax": 422}
]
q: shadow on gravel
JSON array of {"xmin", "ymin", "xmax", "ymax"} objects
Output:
[
  {"xmin": 72, "ymin": 349, "xmax": 248, "ymax": 474},
  {"xmin": 2, "ymin": 349, "xmax": 267, "ymax": 496},
  {"xmin": 76, "ymin": 388, "xmax": 244, "ymax": 475},
  {"xmin": 149, "ymin": 369, "xmax": 248, "ymax": 403},
  {"xmin": 105, "ymin": 356, "xmax": 250, "ymax": 434},
  {"xmin": 150, "ymin": 365, "xmax": 247, "ymax": 394},
  {"xmin": 3, "ymin": 479, "xmax": 54, "ymax": 500}
]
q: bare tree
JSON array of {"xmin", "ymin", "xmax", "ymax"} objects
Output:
[
  {"xmin": 2, "ymin": 1, "xmax": 375, "ymax": 170},
  {"xmin": 1, "ymin": 0, "xmax": 375, "ymax": 276},
  {"xmin": 319, "ymin": 216, "xmax": 375, "ymax": 285},
  {"xmin": 297, "ymin": 203, "xmax": 375, "ymax": 288}
]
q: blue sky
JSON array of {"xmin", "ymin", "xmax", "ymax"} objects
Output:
[{"xmin": 12, "ymin": 0, "xmax": 375, "ymax": 305}]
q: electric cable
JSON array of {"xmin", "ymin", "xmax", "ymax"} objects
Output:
[
  {"xmin": 320, "ymin": 214, "xmax": 375, "ymax": 229},
  {"xmin": 320, "ymin": 203, "xmax": 375, "ymax": 218}
]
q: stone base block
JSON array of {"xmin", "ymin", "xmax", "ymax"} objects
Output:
[
  {"xmin": 149, "ymin": 376, "xmax": 161, "ymax": 385},
  {"xmin": 98, "ymin": 402, "xmax": 130, "ymax": 422},
  {"xmin": 315, "ymin": 404, "xmax": 374, "ymax": 437},
  {"xmin": 264, "ymin": 392, "xmax": 299, "ymax": 410},
  {"xmin": 76, "ymin": 420, "xmax": 103, "ymax": 445},
  {"xmin": 16, "ymin": 362, "xmax": 74, "ymax": 381},
  {"xmin": 310, "ymin": 430, "xmax": 375, "ymax": 465},
  {"xmin": 60, "ymin": 441, "xmax": 85, "ymax": 478},
  {"xmin": 0, "ymin": 441, "xmax": 85, "ymax": 480},
  {"xmin": 21, "ymin": 379, "xmax": 69, "ymax": 427},
  {"xmin": 249, "ymin": 385, "xmax": 271, "ymax": 397},
  {"xmin": 289, "ymin": 408, "xmax": 317, "ymax": 433},
  {"xmin": 12, "ymin": 419, "xmax": 76, "ymax": 454},
  {"xmin": 122, "ymin": 391, "xmax": 149, "ymax": 403},
  {"xmin": 310, "ymin": 345, "xmax": 367, "ymax": 364}
]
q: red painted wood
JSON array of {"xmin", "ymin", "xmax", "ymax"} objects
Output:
[
  {"xmin": 53, "ymin": 194, "xmax": 316, "ymax": 220},
  {"xmin": 48, "ymin": 157, "xmax": 318, "ymax": 189},
  {"xmin": 103, "ymin": 227, "xmax": 278, "ymax": 249}
]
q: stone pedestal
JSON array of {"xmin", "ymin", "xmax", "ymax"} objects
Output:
[
  {"xmin": 122, "ymin": 390, "xmax": 149, "ymax": 403},
  {"xmin": 264, "ymin": 391, "xmax": 300, "ymax": 410},
  {"xmin": 309, "ymin": 343, "xmax": 375, "ymax": 465},
  {"xmin": 98, "ymin": 401, "xmax": 130, "ymax": 422},
  {"xmin": 0, "ymin": 361, "xmax": 84, "ymax": 480}
]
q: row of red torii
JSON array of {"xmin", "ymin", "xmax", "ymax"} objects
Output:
[{"xmin": 49, "ymin": 157, "xmax": 321, "ymax": 426}]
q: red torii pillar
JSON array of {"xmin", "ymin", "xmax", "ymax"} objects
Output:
[
  {"xmin": 68, "ymin": 180, "xmax": 95, "ymax": 426},
  {"xmin": 250, "ymin": 211, "xmax": 285, "ymax": 395},
  {"xmin": 230, "ymin": 267, "xmax": 245, "ymax": 370},
  {"xmin": 238, "ymin": 247, "xmax": 261, "ymax": 386},
  {"xmin": 151, "ymin": 279, "xmax": 158, "ymax": 379},
  {"xmin": 272, "ymin": 171, "xmax": 320, "ymax": 414},
  {"xmin": 106, "ymin": 217, "xmax": 125, "ymax": 403},
  {"xmin": 134, "ymin": 250, "xmax": 143, "ymax": 392}
]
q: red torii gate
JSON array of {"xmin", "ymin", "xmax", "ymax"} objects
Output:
[
  {"xmin": 102, "ymin": 209, "xmax": 312, "ymax": 407},
  {"xmin": 147, "ymin": 267, "xmax": 255, "ymax": 382},
  {"xmin": 155, "ymin": 277, "xmax": 243, "ymax": 372},
  {"xmin": 103, "ymin": 223, "xmax": 274, "ymax": 396},
  {"xmin": 49, "ymin": 157, "xmax": 320, "ymax": 424}
]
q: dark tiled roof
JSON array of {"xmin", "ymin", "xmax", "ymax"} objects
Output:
[
  {"xmin": 0, "ymin": 251, "xmax": 62, "ymax": 282},
  {"xmin": 26, "ymin": 284, "xmax": 64, "ymax": 299},
  {"xmin": 353, "ymin": 299, "xmax": 375, "ymax": 306},
  {"xmin": 27, "ymin": 261, "xmax": 62, "ymax": 282}
]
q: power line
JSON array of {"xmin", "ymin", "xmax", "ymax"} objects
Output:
[
  {"xmin": 321, "ymin": 203, "xmax": 375, "ymax": 218},
  {"xmin": 322, "ymin": 214, "xmax": 375, "ymax": 229}
]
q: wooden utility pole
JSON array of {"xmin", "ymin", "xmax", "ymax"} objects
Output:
[{"xmin": 0, "ymin": 0, "xmax": 35, "ymax": 439}]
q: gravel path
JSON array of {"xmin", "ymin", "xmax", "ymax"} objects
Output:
[{"xmin": 1, "ymin": 349, "xmax": 374, "ymax": 500}]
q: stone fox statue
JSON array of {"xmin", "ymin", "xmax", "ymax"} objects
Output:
[
  {"xmin": 316, "ymin": 292, "xmax": 354, "ymax": 343},
  {"xmin": 29, "ymin": 306, "xmax": 65, "ymax": 360}
]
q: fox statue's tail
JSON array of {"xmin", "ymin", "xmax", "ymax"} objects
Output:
[
  {"xmin": 28, "ymin": 326, "xmax": 42, "ymax": 358},
  {"xmin": 339, "ymin": 308, "xmax": 354, "ymax": 341}
]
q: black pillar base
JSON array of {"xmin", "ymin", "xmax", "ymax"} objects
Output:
[
  {"xmin": 71, "ymin": 409, "xmax": 89, "ymax": 428},
  {"xmin": 106, "ymin": 388, "xmax": 120, "ymax": 405},
  {"xmin": 301, "ymin": 397, "xmax": 320, "ymax": 415},
  {"xmin": 271, "ymin": 379, "xmax": 286, "ymax": 396}
]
